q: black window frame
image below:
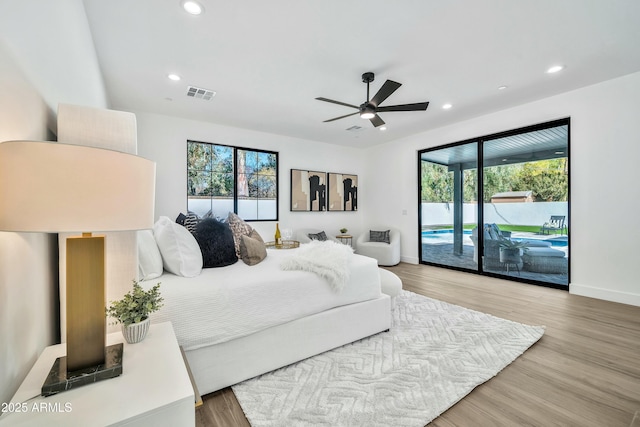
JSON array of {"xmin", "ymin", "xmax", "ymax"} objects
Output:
[{"xmin": 187, "ymin": 140, "xmax": 279, "ymax": 222}]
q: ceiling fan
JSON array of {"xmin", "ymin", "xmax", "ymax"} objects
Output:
[{"xmin": 315, "ymin": 72, "xmax": 429, "ymax": 128}]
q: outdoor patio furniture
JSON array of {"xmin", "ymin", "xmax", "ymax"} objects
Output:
[
  {"xmin": 541, "ymin": 215, "xmax": 566, "ymax": 235},
  {"xmin": 471, "ymin": 223, "xmax": 552, "ymax": 270},
  {"xmin": 522, "ymin": 247, "xmax": 568, "ymax": 274},
  {"xmin": 356, "ymin": 227, "xmax": 401, "ymax": 266}
]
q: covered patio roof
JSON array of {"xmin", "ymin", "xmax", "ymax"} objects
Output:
[{"xmin": 420, "ymin": 123, "xmax": 568, "ymax": 169}]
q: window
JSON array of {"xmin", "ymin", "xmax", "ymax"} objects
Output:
[{"xmin": 187, "ymin": 140, "xmax": 278, "ymax": 221}]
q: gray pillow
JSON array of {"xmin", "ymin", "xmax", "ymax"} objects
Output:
[
  {"xmin": 369, "ymin": 230, "xmax": 390, "ymax": 244},
  {"xmin": 227, "ymin": 212, "xmax": 253, "ymax": 257},
  {"xmin": 239, "ymin": 230, "xmax": 267, "ymax": 266},
  {"xmin": 307, "ymin": 231, "xmax": 328, "ymax": 241}
]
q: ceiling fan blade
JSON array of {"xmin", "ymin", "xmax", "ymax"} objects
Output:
[
  {"xmin": 376, "ymin": 102, "xmax": 430, "ymax": 112},
  {"xmin": 323, "ymin": 112, "xmax": 359, "ymax": 123},
  {"xmin": 369, "ymin": 114, "xmax": 386, "ymax": 127},
  {"xmin": 369, "ymin": 80, "xmax": 402, "ymax": 107},
  {"xmin": 315, "ymin": 97, "xmax": 359, "ymax": 109}
]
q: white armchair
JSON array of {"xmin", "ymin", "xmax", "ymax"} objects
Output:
[{"xmin": 356, "ymin": 228, "xmax": 401, "ymax": 266}]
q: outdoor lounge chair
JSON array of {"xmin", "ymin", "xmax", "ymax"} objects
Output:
[
  {"xmin": 541, "ymin": 215, "xmax": 566, "ymax": 235},
  {"xmin": 471, "ymin": 223, "xmax": 554, "ymax": 271}
]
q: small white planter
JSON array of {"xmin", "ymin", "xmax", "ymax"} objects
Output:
[{"xmin": 122, "ymin": 318, "xmax": 150, "ymax": 344}]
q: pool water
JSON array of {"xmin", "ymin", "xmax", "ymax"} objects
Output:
[{"xmin": 421, "ymin": 229, "xmax": 568, "ymax": 247}]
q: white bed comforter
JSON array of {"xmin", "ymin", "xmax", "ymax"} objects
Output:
[{"xmin": 145, "ymin": 249, "xmax": 381, "ymax": 351}]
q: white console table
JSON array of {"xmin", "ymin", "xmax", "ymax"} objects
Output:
[{"xmin": 1, "ymin": 322, "xmax": 194, "ymax": 426}]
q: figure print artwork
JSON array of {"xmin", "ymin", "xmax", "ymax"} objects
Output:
[
  {"xmin": 328, "ymin": 173, "xmax": 358, "ymax": 211},
  {"xmin": 290, "ymin": 169, "xmax": 327, "ymax": 211}
]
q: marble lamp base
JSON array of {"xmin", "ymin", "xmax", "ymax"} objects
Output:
[{"xmin": 41, "ymin": 343, "xmax": 123, "ymax": 397}]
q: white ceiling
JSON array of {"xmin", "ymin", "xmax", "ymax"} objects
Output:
[{"xmin": 82, "ymin": 0, "xmax": 640, "ymax": 148}]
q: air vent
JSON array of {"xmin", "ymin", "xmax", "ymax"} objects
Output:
[
  {"xmin": 186, "ymin": 86, "xmax": 216, "ymax": 101},
  {"xmin": 346, "ymin": 125, "xmax": 364, "ymax": 132}
]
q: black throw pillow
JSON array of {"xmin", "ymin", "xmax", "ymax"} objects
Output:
[{"xmin": 194, "ymin": 218, "xmax": 238, "ymax": 268}]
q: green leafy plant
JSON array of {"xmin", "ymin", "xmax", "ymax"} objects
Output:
[
  {"xmin": 340, "ymin": 228, "xmax": 348, "ymax": 234},
  {"xmin": 497, "ymin": 236, "xmax": 529, "ymax": 250},
  {"xmin": 107, "ymin": 280, "xmax": 163, "ymax": 327}
]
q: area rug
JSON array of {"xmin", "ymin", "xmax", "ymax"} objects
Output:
[{"xmin": 232, "ymin": 290, "xmax": 545, "ymax": 426}]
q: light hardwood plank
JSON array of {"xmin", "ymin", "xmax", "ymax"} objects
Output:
[{"xmin": 197, "ymin": 263, "xmax": 640, "ymax": 426}]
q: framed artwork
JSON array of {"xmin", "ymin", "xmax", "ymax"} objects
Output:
[
  {"xmin": 328, "ymin": 172, "xmax": 358, "ymax": 211},
  {"xmin": 290, "ymin": 169, "xmax": 327, "ymax": 211}
]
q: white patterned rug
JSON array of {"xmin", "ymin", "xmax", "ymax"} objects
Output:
[{"xmin": 232, "ymin": 290, "xmax": 544, "ymax": 426}]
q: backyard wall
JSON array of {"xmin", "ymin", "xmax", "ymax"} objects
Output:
[{"xmin": 421, "ymin": 202, "xmax": 568, "ymax": 228}]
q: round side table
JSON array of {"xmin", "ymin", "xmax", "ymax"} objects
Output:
[{"xmin": 335, "ymin": 234, "xmax": 353, "ymax": 246}]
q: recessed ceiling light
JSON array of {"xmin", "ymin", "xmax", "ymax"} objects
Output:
[
  {"xmin": 379, "ymin": 126, "xmax": 387, "ymax": 131},
  {"xmin": 182, "ymin": 0, "xmax": 204, "ymax": 15},
  {"xmin": 442, "ymin": 103, "xmax": 452, "ymax": 110},
  {"xmin": 498, "ymin": 85, "xmax": 508, "ymax": 90},
  {"xmin": 547, "ymin": 65, "xmax": 564, "ymax": 74},
  {"xmin": 167, "ymin": 74, "xmax": 181, "ymax": 81}
]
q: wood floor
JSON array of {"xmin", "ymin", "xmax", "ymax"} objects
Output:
[{"xmin": 196, "ymin": 263, "xmax": 640, "ymax": 427}]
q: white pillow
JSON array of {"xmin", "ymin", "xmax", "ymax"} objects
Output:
[
  {"xmin": 137, "ymin": 229, "xmax": 163, "ymax": 281},
  {"xmin": 153, "ymin": 216, "xmax": 203, "ymax": 277}
]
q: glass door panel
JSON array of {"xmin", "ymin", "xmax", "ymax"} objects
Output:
[
  {"xmin": 420, "ymin": 142, "xmax": 478, "ymax": 271},
  {"xmin": 481, "ymin": 124, "xmax": 569, "ymax": 287}
]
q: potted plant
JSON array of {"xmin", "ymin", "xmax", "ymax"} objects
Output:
[
  {"xmin": 497, "ymin": 237, "xmax": 528, "ymax": 263},
  {"xmin": 340, "ymin": 228, "xmax": 348, "ymax": 235},
  {"xmin": 107, "ymin": 280, "xmax": 163, "ymax": 344}
]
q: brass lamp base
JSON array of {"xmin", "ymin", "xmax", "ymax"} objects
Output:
[
  {"xmin": 41, "ymin": 343, "xmax": 123, "ymax": 397},
  {"xmin": 41, "ymin": 233, "xmax": 123, "ymax": 397}
]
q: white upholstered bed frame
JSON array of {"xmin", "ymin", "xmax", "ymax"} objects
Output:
[{"xmin": 185, "ymin": 294, "xmax": 391, "ymax": 395}]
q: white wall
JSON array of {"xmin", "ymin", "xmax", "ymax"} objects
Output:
[
  {"xmin": 0, "ymin": 41, "xmax": 59, "ymax": 407},
  {"xmin": 0, "ymin": 0, "xmax": 108, "ymax": 126},
  {"xmin": 364, "ymin": 71, "xmax": 640, "ymax": 306},
  {"xmin": 135, "ymin": 111, "xmax": 369, "ymax": 241},
  {"xmin": 0, "ymin": 0, "xmax": 108, "ymax": 406}
]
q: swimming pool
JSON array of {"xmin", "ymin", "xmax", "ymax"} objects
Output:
[
  {"xmin": 421, "ymin": 229, "xmax": 568, "ymax": 247},
  {"xmin": 421, "ymin": 229, "xmax": 472, "ymax": 238}
]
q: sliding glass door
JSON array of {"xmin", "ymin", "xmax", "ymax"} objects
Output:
[
  {"xmin": 419, "ymin": 119, "xmax": 570, "ymax": 289},
  {"xmin": 420, "ymin": 141, "xmax": 478, "ymax": 271}
]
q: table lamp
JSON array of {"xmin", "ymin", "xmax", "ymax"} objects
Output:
[{"xmin": 0, "ymin": 140, "xmax": 156, "ymax": 395}]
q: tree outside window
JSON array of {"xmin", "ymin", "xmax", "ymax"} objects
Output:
[{"xmin": 187, "ymin": 141, "xmax": 278, "ymax": 221}]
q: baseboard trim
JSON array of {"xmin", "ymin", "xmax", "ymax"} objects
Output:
[
  {"xmin": 570, "ymin": 283, "xmax": 640, "ymax": 307},
  {"xmin": 401, "ymin": 255, "xmax": 419, "ymax": 265}
]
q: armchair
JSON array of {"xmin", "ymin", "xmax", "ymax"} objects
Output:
[{"xmin": 356, "ymin": 228, "xmax": 401, "ymax": 266}]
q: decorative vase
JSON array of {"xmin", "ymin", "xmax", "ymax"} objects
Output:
[{"xmin": 122, "ymin": 317, "xmax": 150, "ymax": 344}]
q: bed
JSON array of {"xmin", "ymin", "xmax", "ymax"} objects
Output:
[{"xmin": 142, "ymin": 229, "xmax": 391, "ymax": 396}]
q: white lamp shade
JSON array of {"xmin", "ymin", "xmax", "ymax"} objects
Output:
[{"xmin": 0, "ymin": 140, "xmax": 156, "ymax": 233}]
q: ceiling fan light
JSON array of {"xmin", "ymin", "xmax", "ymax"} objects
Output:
[{"xmin": 360, "ymin": 111, "xmax": 375, "ymax": 119}]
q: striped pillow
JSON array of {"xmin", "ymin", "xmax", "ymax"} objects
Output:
[{"xmin": 369, "ymin": 229, "xmax": 390, "ymax": 244}]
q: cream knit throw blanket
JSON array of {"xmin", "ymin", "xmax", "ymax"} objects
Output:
[{"xmin": 280, "ymin": 240, "xmax": 354, "ymax": 292}]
